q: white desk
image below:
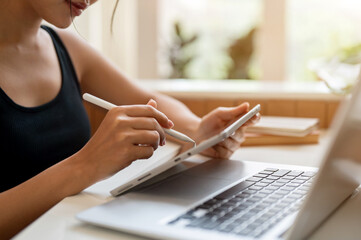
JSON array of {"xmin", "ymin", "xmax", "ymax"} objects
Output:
[{"xmin": 14, "ymin": 131, "xmax": 361, "ymax": 240}]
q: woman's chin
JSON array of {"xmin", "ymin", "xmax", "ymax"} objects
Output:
[{"xmin": 45, "ymin": 19, "xmax": 73, "ymax": 29}]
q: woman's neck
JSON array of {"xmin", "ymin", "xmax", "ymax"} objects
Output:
[{"xmin": 0, "ymin": 1, "xmax": 43, "ymax": 47}]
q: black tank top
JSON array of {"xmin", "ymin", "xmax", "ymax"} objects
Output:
[{"xmin": 0, "ymin": 26, "xmax": 91, "ymax": 192}]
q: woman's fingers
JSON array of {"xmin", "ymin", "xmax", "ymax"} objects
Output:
[
  {"xmin": 243, "ymin": 112, "xmax": 261, "ymax": 127},
  {"xmin": 129, "ymin": 130, "xmax": 162, "ymax": 150},
  {"xmin": 213, "ymin": 145, "xmax": 234, "ymax": 159},
  {"xmin": 131, "ymin": 117, "xmax": 166, "ymax": 145},
  {"xmin": 230, "ymin": 128, "xmax": 246, "ymax": 142},
  {"xmin": 218, "ymin": 137, "xmax": 242, "ymax": 151},
  {"xmin": 214, "ymin": 102, "xmax": 250, "ymax": 122},
  {"xmin": 130, "ymin": 145, "xmax": 155, "ymax": 160},
  {"xmin": 121, "ymin": 104, "xmax": 173, "ymax": 129}
]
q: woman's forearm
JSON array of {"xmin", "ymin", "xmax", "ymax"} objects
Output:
[
  {"xmin": 153, "ymin": 93, "xmax": 201, "ymax": 138},
  {"xmin": 0, "ymin": 153, "xmax": 90, "ymax": 239}
]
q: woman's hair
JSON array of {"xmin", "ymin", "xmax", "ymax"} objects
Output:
[{"xmin": 111, "ymin": 0, "xmax": 120, "ymax": 33}]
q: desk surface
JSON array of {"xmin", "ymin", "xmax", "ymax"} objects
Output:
[{"xmin": 14, "ymin": 131, "xmax": 361, "ymax": 240}]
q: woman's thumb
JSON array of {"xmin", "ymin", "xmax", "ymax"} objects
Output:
[
  {"xmin": 147, "ymin": 99, "xmax": 157, "ymax": 108},
  {"xmin": 231, "ymin": 102, "xmax": 250, "ymax": 117}
]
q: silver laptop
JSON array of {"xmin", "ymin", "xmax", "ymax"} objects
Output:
[{"xmin": 77, "ymin": 75, "xmax": 361, "ymax": 239}]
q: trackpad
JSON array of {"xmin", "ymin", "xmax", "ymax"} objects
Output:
[
  {"xmin": 135, "ymin": 159, "xmax": 253, "ymax": 205},
  {"xmin": 138, "ymin": 173, "xmax": 233, "ymax": 205}
]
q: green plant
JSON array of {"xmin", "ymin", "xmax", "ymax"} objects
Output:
[
  {"xmin": 226, "ymin": 28, "xmax": 256, "ymax": 79},
  {"xmin": 167, "ymin": 21, "xmax": 198, "ymax": 79},
  {"xmin": 337, "ymin": 43, "xmax": 361, "ymax": 64}
]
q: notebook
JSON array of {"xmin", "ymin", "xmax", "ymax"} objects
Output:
[{"xmin": 246, "ymin": 116, "xmax": 319, "ymax": 137}]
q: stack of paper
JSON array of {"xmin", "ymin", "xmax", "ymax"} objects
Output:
[{"xmin": 244, "ymin": 116, "xmax": 320, "ymax": 146}]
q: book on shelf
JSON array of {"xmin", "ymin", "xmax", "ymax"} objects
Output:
[
  {"xmin": 246, "ymin": 116, "xmax": 319, "ymax": 137},
  {"xmin": 242, "ymin": 131, "xmax": 320, "ymax": 146}
]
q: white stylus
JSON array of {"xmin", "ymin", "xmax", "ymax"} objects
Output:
[{"xmin": 83, "ymin": 93, "xmax": 196, "ymax": 146}]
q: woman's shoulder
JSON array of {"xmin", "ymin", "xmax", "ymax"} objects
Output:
[
  {"xmin": 47, "ymin": 26, "xmax": 99, "ymax": 83},
  {"xmin": 50, "ymin": 26, "xmax": 88, "ymax": 53}
]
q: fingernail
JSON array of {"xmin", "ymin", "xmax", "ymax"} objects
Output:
[
  {"xmin": 162, "ymin": 139, "xmax": 166, "ymax": 146},
  {"xmin": 168, "ymin": 120, "xmax": 174, "ymax": 128}
]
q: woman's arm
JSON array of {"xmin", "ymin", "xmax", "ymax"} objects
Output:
[
  {"xmin": 0, "ymin": 101, "xmax": 173, "ymax": 239},
  {"xmin": 0, "ymin": 154, "xmax": 87, "ymax": 239},
  {"xmin": 57, "ymin": 29, "xmax": 259, "ymax": 156},
  {"xmin": 56, "ymin": 30, "xmax": 201, "ymax": 137}
]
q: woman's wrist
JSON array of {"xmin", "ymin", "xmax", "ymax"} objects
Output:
[{"xmin": 58, "ymin": 151, "xmax": 95, "ymax": 196}]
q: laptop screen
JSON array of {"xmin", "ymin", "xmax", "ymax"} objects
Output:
[{"xmin": 286, "ymin": 75, "xmax": 361, "ymax": 239}]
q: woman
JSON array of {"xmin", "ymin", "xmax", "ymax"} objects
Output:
[{"xmin": 0, "ymin": 0, "xmax": 259, "ymax": 238}]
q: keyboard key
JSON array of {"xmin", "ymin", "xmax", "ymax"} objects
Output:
[
  {"xmin": 235, "ymin": 193, "xmax": 250, "ymax": 199},
  {"xmin": 264, "ymin": 168, "xmax": 279, "ymax": 172},
  {"xmin": 269, "ymin": 194, "xmax": 283, "ymax": 200},
  {"xmin": 246, "ymin": 198, "xmax": 259, "ymax": 203},
  {"xmin": 271, "ymin": 170, "xmax": 291, "ymax": 177},
  {"xmin": 282, "ymin": 176, "xmax": 295, "ymax": 180},
  {"xmin": 266, "ymin": 176, "xmax": 280, "ymax": 180},
  {"xmin": 199, "ymin": 219, "xmax": 222, "ymax": 229},
  {"xmin": 237, "ymin": 227, "xmax": 253, "ymax": 236},
  {"xmin": 294, "ymin": 190, "xmax": 308, "ymax": 195},
  {"xmin": 287, "ymin": 171, "xmax": 304, "ymax": 177},
  {"xmin": 233, "ymin": 205, "xmax": 248, "ymax": 212},
  {"xmin": 186, "ymin": 216, "xmax": 209, "ymax": 228},
  {"xmin": 215, "ymin": 181, "xmax": 254, "ymax": 200},
  {"xmin": 246, "ymin": 177, "xmax": 262, "ymax": 182},
  {"xmin": 250, "ymin": 208, "xmax": 263, "ymax": 214},
  {"xmin": 249, "ymin": 186, "xmax": 263, "ymax": 191},
  {"xmin": 287, "ymin": 183, "xmax": 301, "ymax": 188},
  {"xmin": 192, "ymin": 209, "xmax": 208, "ymax": 218},
  {"xmin": 243, "ymin": 189, "xmax": 257, "ymax": 194},
  {"xmin": 263, "ymin": 199, "xmax": 277, "ymax": 205},
  {"xmin": 271, "ymin": 182, "xmax": 285, "ymax": 187},
  {"xmin": 298, "ymin": 176, "xmax": 310, "ymax": 181},
  {"xmin": 259, "ymin": 189, "xmax": 274, "ymax": 195},
  {"xmin": 278, "ymin": 189, "xmax": 291, "ymax": 195},
  {"xmin": 217, "ymin": 224, "xmax": 235, "ymax": 233},
  {"xmin": 254, "ymin": 182, "xmax": 269, "ymax": 187},
  {"xmin": 265, "ymin": 186, "xmax": 279, "ymax": 191},
  {"xmin": 260, "ymin": 179, "xmax": 274, "ymax": 184},
  {"xmin": 253, "ymin": 174, "xmax": 268, "ymax": 178},
  {"xmin": 282, "ymin": 186, "xmax": 296, "ymax": 191},
  {"xmin": 255, "ymin": 193, "xmax": 268, "ymax": 198},
  {"xmin": 298, "ymin": 186, "xmax": 310, "ymax": 191},
  {"xmin": 175, "ymin": 167, "xmax": 314, "ymax": 237},
  {"xmin": 276, "ymin": 179, "xmax": 290, "ymax": 184},
  {"xmin": 302, "ymin": 171, "xmax": 316, "ymax": 177},
  {"xmin": 292, "ymin": 179, "xmax": 306, "ymax": 184}
]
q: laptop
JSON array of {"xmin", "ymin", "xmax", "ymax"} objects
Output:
[{"xmin": 77, "ymin": 75, "xmax": 361, "ymax": 239}]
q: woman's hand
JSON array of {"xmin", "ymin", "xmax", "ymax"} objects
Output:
[
  {"xmin": 192, "ymin": 102, "xmax": 260, "ymax": 159},
  {"xmin": 75, "ymin": 100, "xmax": 173, "ymax": 184}
]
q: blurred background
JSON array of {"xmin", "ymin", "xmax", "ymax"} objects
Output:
[{"xmin": 71, "ymin": 0, "xmax": 361, "ymax": 85}]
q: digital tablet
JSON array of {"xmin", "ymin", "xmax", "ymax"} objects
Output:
[{"xmin": 110, "ymin": 104, "xmax": 261, "ymax": 196}]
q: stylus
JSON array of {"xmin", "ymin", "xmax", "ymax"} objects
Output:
[{"xmin": 83, "ymin": 93, "xmax": 196, "ymax": 146}]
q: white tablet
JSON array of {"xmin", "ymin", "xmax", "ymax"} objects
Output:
[{"xmin": 110, "ymin": 104, "xmax": 261, "ymax": 196}]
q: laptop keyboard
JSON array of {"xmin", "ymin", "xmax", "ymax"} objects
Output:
[{"xmin": 168, "ymin": 168, "xmax": 316, "ymax": 238}]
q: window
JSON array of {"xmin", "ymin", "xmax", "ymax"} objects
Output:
[
  {"xmin": 158, "ymin": 0, "xmax": 262, "ymax": 80},
  {"xmin": 72, "ymin": 0, "xmax": 361, "ymax": 83},
  {"xmin": 287, "ymin": 0, "xmax": 361, "ymax": 82}
]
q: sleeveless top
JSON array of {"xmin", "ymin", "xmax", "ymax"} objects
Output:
[{"xmin": 0, "ymin": 26, "xmax": 91, "ymax": 192}]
